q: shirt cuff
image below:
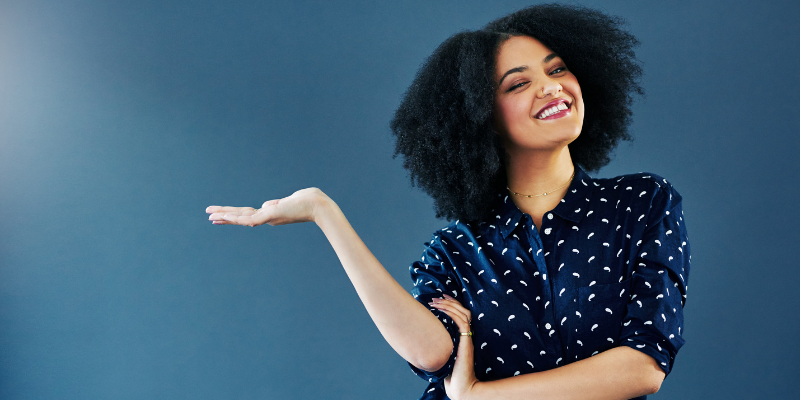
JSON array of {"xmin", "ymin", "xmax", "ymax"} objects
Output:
[{"xmin": 621, "ymin": 332, "xmax": 684, "ymax": 376}]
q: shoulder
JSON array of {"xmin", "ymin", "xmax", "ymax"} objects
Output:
[
  {"xmin": 588, "ymin": 171, "xmax": 684, "ymax": 229},
  {"xmin": 420, "ymin": 218, "xmax": 498, "ymax": 266},
  {"xmin": 428, "ymin": 219, "xmax": 485, "ymax": 245},
  {"xmin": 592, "ymin": 171, "xmax": 682, "ymax": 204}
]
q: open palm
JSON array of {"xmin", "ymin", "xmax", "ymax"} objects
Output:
[{"xmin": 206, "ymin": 187, "xmax": 329, "ymax": 227}]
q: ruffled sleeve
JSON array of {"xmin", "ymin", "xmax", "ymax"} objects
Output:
[
  {"xmin": 408, "ymin": 232, "xmax": 464, "ymax": 399},
  {"xmin": 620, "ymin": 181, "xmax": 690, "ymax": 376}
]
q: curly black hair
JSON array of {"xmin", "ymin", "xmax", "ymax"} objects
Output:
[{"xmin": 391, "ymin": 4, "xmax": 643, "ymax": 222}]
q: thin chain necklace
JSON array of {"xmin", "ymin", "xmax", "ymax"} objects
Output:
[{"xmin": 507, "ymin": 171, "xmax": 575, "ymax": 198}]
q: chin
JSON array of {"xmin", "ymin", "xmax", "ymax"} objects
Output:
[{"xmin": 550, "ymin": 126, "xmax": 582, "ymax": 145}]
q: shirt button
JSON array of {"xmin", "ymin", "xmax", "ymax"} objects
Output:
[{"xmin": 547, "ymin": 213, "xmax": 553, "ymax": 220}]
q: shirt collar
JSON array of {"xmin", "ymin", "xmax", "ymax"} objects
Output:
[
  {"xmin": 495, "ymin": 166, "xmax": 595, "ymax": 239},
  {"xmin": 551, "ymin": 166, "xmax": 595, "ymax": 224},
  {"xmin": 496, "ymin": 192, "xmax": 524, "ymax": 239}
]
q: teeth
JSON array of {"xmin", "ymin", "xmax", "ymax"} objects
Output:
[{"xmin": 538, "ymin": 102, "xmax": 569, "ymax": 119}]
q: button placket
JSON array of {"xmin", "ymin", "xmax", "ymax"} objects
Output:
[{"xmin": 529, "ymin": 215, "xmax": 561, "ymax": 356}]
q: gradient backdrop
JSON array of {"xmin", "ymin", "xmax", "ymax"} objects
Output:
[{"xmin": 1, "ymin": 0, "xmax": 798, "ymax": 399}]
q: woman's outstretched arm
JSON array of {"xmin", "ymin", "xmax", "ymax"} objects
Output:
[{"xmin": 206, "ymin": 188, "xmax": 453, "ymax": 372}]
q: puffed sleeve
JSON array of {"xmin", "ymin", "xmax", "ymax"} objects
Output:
[
  {"xmin": 621, "ymin": 181, "xmax": 690, "ymax": 376},
  {"xmin": 407, "ymin": 232, "xmax": 464, "ymax": 393}
]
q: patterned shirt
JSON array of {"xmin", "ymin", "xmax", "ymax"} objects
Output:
[{"xmin": 408, "ymin": 167, "xmax": 690, "ymax": 400}]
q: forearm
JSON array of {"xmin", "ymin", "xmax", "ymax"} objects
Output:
[
  {"xmin": 469, "ymin": 347, "xmax": 664, "ymax": 400},
  {"xmin": 314, "ymin": 199, "xmax": 452, "ymax": 371}
]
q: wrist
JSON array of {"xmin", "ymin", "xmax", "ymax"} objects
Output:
[
  {"xmin": 464, "ymin": 380, "xmax": 483, "ymax": 400},
  {"xmin": 312, "ymin": 194, "xmax": 342, "ymax": 227}
]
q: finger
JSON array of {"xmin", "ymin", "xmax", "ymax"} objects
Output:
[
  {"xmin": 438, "ymin": 308, "xmax": 472, "ymax": 333},
  {"xmin": 222, "ymin": 212, "xmax": 269, "ymax": 227},
  {"xmin": 431, "ymin": 297, "xmax": 470, "ymax": 316},
  {"xmin": 432, "ymin": 303, "xmax": 470, "ymax": 325},
  {"xmin": 434, "ymin": 297, "xmax": 472, "ymax": 321},
  {"xmin": 206, "ymin": 206, "xmax": 257, "ymax": 214},
  {"xmin": 241, "ymin": 208, "xmax": 259, "ymax": 216},
  {"xmin": 430, "ymin": 303, "xmax": 471, "ymax": 329},
  {"xmin": 441, "ymin": 295, "xmax": 471, "ymax": 315},
  {"xmin": 261, "ymin": 199, "xmax": 281, "ymax": 209},
  {"xmin": 208, "ymin": 212, "xmax": 239, "ymax": 221},
  {"xmin": 208, "ymin": 207, "xmax": 258, "ymax": 221},
  {"xmin": 207, "ymin": 206, "xmax": 236, "ymax": 214}
]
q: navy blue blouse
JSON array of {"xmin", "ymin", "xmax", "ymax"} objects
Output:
[{"xmin": 408, "ymin": 167, "xmax": 690, "ymax": 400}]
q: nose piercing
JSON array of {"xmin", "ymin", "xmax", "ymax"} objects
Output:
[{"xmin": 540, "ymin": 85, "xmax": 561, "ymax": 98}]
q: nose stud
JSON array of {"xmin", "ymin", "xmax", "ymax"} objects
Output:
[{"xmin": 539, "ymin": 85, "xmax": 562, "ymax": 98}]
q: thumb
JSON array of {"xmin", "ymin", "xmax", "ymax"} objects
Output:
[{"xmin": 261, "ymin": 199, "xmax": 281, "ymax": 209}]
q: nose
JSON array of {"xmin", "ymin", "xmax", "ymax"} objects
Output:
[{"xmin": 537, "ymin": 78, "xmax": 562, "ymax": 99}]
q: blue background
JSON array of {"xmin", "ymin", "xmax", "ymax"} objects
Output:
[{"xmin": 1, "ymin": 0, "xmax": 798, "ymax": 398}]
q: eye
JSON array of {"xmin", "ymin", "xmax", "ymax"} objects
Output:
[
  {"xmin": 506, "ymin": 81, "xmax": 528, "ymax": 93},
  {"xmin": 549, "ymin": 66, "xmax": 568, "ymax": 76}
]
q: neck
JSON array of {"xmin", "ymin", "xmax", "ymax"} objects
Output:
[{"xmin": 505, "ymin": 146, "xmax": 575, "ymax": 196}]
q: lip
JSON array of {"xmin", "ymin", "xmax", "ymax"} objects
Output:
[{"xmin": 534, "ymin": 98, "xmax": 572, "ymax": 120}]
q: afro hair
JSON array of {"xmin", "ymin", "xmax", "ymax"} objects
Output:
[{"xmin": 391, "ymin": 4, "xmax": 643, "ymax": 222}]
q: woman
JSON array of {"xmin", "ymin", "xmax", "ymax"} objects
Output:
[{"xmin": 207, "ymin": 4, "xmax": 690, "ymax": 400}]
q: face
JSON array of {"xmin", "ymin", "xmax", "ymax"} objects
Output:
[{"xmin": 493, "ymin": 35, "xmax": 584, "ymax": 154}]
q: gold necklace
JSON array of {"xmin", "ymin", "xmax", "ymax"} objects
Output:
[{"xmin": 507, "ymin": 171, "xmax": 575, "ymax": 198}]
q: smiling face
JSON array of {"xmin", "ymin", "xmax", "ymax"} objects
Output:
[{"xmin": 493, "ymin": 35, "xmax": 585, "ymax": 155}]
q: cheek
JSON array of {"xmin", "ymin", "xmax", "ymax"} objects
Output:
[
  {"xmin": 565, "ymin": 78, "xmax": 583, "ymax": 112},
  {"xmin": 496, "ymin": 100, "xmax": 530, "ymax": 129}
]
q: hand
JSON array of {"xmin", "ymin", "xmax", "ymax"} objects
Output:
[
  {"xmin": 430, "ymin": 294, "xmax": 479, "ymax": 400},
  {"xmin": 206, "ymin": 187, "xmax": 331, "ymax": 227}
]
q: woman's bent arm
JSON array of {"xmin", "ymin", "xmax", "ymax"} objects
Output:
[
  {"xmin": 208, "ymin": 188, "xmax": 452, "ymax": 372},
  {"xmin": 470, "ymin": 346, "xmax": 664, "ymax": 400},
  {"xmin": 434, "ymin": 295, "xmax": 663, "ymax": 400}
]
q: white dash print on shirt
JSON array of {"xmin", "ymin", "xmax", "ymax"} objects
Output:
[{"xmin": 407, "ymin": 169, "xmax": 690, "ymax": 395}]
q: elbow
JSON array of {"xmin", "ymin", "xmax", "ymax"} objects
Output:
[
  {"xmin": 407, "ymin": 327, "xmax": 454, "ymax": 373},
  {"xmin": 630, "ymin": 348, "xmax": 666, "ymax": 396},
  {"xmin": 408, "ymin": 339, "xmax": 453, "ymax": 373},
  {"xmin": 645, "ymin": 368, "xmax": 666, "ymax": 395},
  {"xmin": 414, "ymin": 357, "xmax": 448, "ymax": 374},
  {"xmin": 410, "ymin": 347, "xmax": 451, "ymax": 373},
  {"xmin": 645, "ymin": 380, "xmax": 661, "ymax": 396}
]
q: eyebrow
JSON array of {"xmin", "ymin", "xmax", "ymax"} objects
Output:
[{"xmin": 497, "ymin": 52, "xmax": 560, "ymax": 86}]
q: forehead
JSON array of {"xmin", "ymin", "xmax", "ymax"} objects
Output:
[{"xmin": 495, "ymin": 35, "xmax": 555, "ymax": 76}]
